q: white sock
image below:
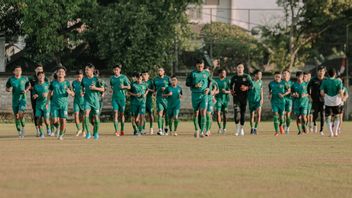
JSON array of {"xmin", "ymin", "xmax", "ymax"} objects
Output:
[{"xmin": 333, "ymin": 118, "xmax": 340, "ymax": 135}]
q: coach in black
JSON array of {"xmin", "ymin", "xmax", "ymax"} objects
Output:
[
  {"xmin": 230, "ymin": 64, "xmax": 253, "ymax": 136},
  {"xmin": 307, "ymin": 66, "xmax": 326, "ymax": 135}
]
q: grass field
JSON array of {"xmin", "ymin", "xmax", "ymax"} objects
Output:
[{"xmin": 0, "ymin": 122, "xmax": 351, "ymax": 198}]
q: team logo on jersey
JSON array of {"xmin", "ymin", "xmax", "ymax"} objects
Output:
[{"xmin": 203, "ymin": 74, "xmax": 207, "ymax": 78}]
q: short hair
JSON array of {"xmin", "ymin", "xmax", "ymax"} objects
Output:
[
  {"xmin": 328, "ymin": 68, "xmax": 336, "ymax": 77},
  {"xmin": 296, "ymin": 71, "xmax": 304, "ymax": 77},
  {"xmin": 218, "ymin": 68, "xmax": 226, "ymax": 73},
  {"xmin": 317, "ymin": 66, "xmax": 326, "ymax": 71},
  {"xmin": 37, "ymin": 71, "xmax": 45, "ymax": 76},
  {"xmin": 303, "ymin": 71, "xmax": 310, "ymax": 75},
  {"xmin": 76, "ymin": 69, "xmax": 84, "ymax": 75},
  {"xmin": 113, "ymin": 64, "xmax": 122, "ymax": 69},
  {"xmin": 94, "ymin": 69, "xmax": 100, "ymax": 76},
  {"xmin": 195, "ymin": 58, "xmax": 204, "ymax": 65},
  {"xmin": 274, "ymin": 71, "xmax": 281, "ymax": 75},
  {"xmin": 253, "ymin": 70, "xmax": 261, "ymax": 75},
  {"xmin": 86, "ymin": 63, "xmax": 95, "ymax": 69},
  {"xmin": 282, "ymin": 69, "xmax": 290, "ymax": 73},
  {"xmin": 142, "ymin": 70, "xmax": 149, "ymax": 74},
  {"xmin": 13, "ymin": 65, "xmax": 22, "ymax": 71},
  {"xmin": 56, "ymin": 66, "xmax": 67, "ymax": 72},
  {"xmin": 171, "ymin": 75, "xmax": 177, "ymax": 79},
  {"xmin": 237, "ymin": 64, "xmax": 245, "ymax": 68},
  {"xmin": 136, "ymin": 73, "xmax": 143, "ymax": 78},
  {"xmin": 35, "ymin": 64, "xmax": 43, "ymax": 69}
]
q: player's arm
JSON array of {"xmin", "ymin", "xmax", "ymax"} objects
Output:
[
  {"xmin": 5, "ymin": 78, "xmax": 12, "ymax": 92},
  {"xmin": 343, "ymin": 88, "xmax": 349, "ymax": 102},
  {"xmin": 66, "ymin": 83, "xmax": 75, "ymax": 97},
  {"xmin": 180, "ymin": 87, "xmax": 183, "ymax": 99},
  {"xmin": 268, "ymin": 83, "xmax": 272, "ymax": 100},
  {"xmin": 260, "ymin": 86, "xmax": 264, "ymax": 105},
  {"xmin": 320, "ymin": 81, "xmax": 325, "ymax": 97},
  {"xmin": 24, "ymin": 79, "xmax": 31, "ymax": 93},
  {"xmin": 162, "ymin": 87, "xmax": 171, "ymax": 98},
  {"xmin": 32, "ymin": 87, "xmax": 38, "ymax": 99},
  {"xmin": 121, "ymin": 77, "xmax": 131, "ymax": 90},
  {"xmin": 230, "ymin": 76, "xmax": 236, "ymax": 95},
  {"xmin": 185, "ymin": 72, "xmax": 193, "ymax": 88},
  {"xmin": 90, "ymin": 81, "xmax": 105, "ymax": 93}
]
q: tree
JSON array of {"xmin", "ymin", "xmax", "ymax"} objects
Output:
[{"xmin": 201, "ymin": 22, "xmax": 267, "ymax": 71}]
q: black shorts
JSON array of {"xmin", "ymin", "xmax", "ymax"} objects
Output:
[
  {"xmin": 325, "ymin": 105, "xmax": 342, "ymax": 116},
  {"xmin": 312, "ymin": 102, "xmax": 324, "ymax": 113}
]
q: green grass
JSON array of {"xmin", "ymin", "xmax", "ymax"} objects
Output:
[{"xmin": 0, "ymin": 122, "xmax": 351, "ymax": 198}]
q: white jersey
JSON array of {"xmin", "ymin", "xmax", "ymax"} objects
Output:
[{"xmin": 324, "ymin": 95, "xmax": 342, "ymax": 107}]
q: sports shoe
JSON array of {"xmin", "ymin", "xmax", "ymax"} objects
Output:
[
  {"xmin": 285, "ymin": 127, "xmax": 290, "ymax": 135},
  {"xmin": 313, "ymin": 126, "xmax": 318, "ymax": 133},
  {"xmin": 76, "ymin": 130, "xmax": 83, "ymax": 137},
  {"xmin": 205, "ymin": 131, "xmax": 211, "ymax": 137},
  {"xmin": 320, "ymin": 131, "xmax": 324, "ymax": 136},
  {"xmin": 253, "ymin": 128, "xmax": 257, "ymax": 135},
  {"xmin": 40, "ymin": 133, "xmax": 45, "ymax": 139},
  {"xmin": 279, "ymin": 126, "xmax": 285, "ymax": 134},
  {"xmin": 240, "ymin": 128, "xmax": 244, "ymax": 136},
  {"xmin": 173, "ymin": 132, "xmax": 178, "ymax": 136},
  {"xmin": 157, "ymin": 129, "xmax": 164, "ymax": 136},
  {"xmin": 218, "ymin": 128, "xmax": 222, "ymax": 134},
  {"xmin": 223, "ymin": 128, "xmax": 227, "ymax": 134},
  {"xmin": 115, "ymin": 132, "xmax": 120, "ymax": 136},
  {"xmin": 94, "ymin": 133, "xmax": 99, "ymax": 140},
  {"xmin": 200, "ymin": 131, "xmax": 205, "ymax": 138},
  {"xmin": 274, "ymin": 132, "xmax": 279, "ymax": 136},
  {"xmin": 194, "ymin": 130, "xmax": 200, "ymax": 138},
  {"xmin": 58, "ymin": 135, "xmax": 64, "ymax": 141},
  {"xmin": 86, "ymin": 132, "xmax": 92, "ymax": 140},
  {"xmin": 120, "ymin": 131, "xmax": 125, "ymax": 136}
]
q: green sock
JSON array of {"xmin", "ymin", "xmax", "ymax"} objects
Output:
[
  {"xmin": 121, "ymin": 121, "xmax": 125, "ymax": 131},
  {"xmin": 217, "ymin": 120, "xmax": 222, "ymax": 129},
  {"xmin": 161, "ymin": 118, "xmax": 164, "ymax": 129},
  {"xmin": 279, "ymin": 117, "xmax": 284, "ymax": 126},
  {"xmin": 75, "ymin": 123, "xmax": 81, "ymax": 131},
  {"xmin": 250, "ymin": 115, "xmax": 254, "ymax": 128},
  {"xmin": 113, "ymin": 120, "xmax": 118, "ymax": 132},
  {"xmin": 206, "ymin": 114, "xmax": 212, "ymax": 131},
  {"xmin": 150, "ymin": 119, "xmax": 153, "ymax": 128},
  {"xmin": 223, "ymin": 119, "xmax": 227, "ymax": 129},
  {"xmin": 193, "ymin": 116, "xmax": 199, "ymax": 131},
  {"xmin": 254, "ymin": 121, "xmax": 258, "ymax": 129},
  {"xmin": 15, "ymin": 119, "xmax": 21, "ymax": 132},
  {"xmin": 157, "ymin": 115, "xmax": 162, "ymax": 129},
  {"xmin": 93, "ymin": 118, "xmax": 100, "ymax": 135},
  {"xmin": 174, "ymin": 119, "xmax": 179, "ymax": 131},
  {"xmin": 84, "ymin": 117, "xmax": 91, "ymax": 134},
  {"xmin": 169, "ymin": 119, "xmax": 173, "ymax": 132},
  {"xmin": 39, "ymin": 128, "xmax": 43, "ymax": 136},
  {"xmin": 20, "ymin": 118, "xmax": 25, "ymax": 128},
  {"xmin": 286, "ymin": 117, "xmax": 291, "ymax": 128},
  {"xmin": 132, "ymin": 121, "xmax": 138, "ymax": 133},
  {"xmin": 200, "ymin": 115, "xmax": 206, "ymax": 132},
  {"xmin": 273, "ymin": 115, "xmax": 279, "ymax": 133},
  {"xmin": 297, "ymin": 121, "xmax": 302, "ymax": 133},
  {"xmin": 59, "ymin": 128, "xmax": 65, "ymax": 136}
]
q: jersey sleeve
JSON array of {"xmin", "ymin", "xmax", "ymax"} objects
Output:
[
  {"xmin": 125, "ymin": 76, "xmax": 131, "ymax": 86},
  {"xmin": 185, "ymin": 72, "xmax": 193, "ymax": 87},
  {"xmin": 49, "ymin": 81, "xmax": 54, "ymax": 91},
  {"xmin": 6, "ymin": 77, "xmax": 12, "ymax": 89}
]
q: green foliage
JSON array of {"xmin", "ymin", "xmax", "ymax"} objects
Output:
[{"xmin": 201, "ymin": 22, "xmax": 267, "ymax": 70}]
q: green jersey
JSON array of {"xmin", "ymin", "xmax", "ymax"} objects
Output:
[
  {"xmin": 248, "ymin": 79, "xmax": 263, "ymax": 103},
  {"xmin": 33, "ymin": 82, "xmax": 49, "ymax": 108},
  {"xmin": 49, "ymin": 80, "xmax": 71, "ymax": 107},
  {"xmin": 268, "ymin": 80, "xmax": 285, "ymax": 104},
  {"xmin": 214, "ymin": 77, "xmax": 230, "ymax": 102},
  {"xmin": 291, "ymin": 81, "xmax": 309, "ymax": 105},
  {"xmin": 283, "ymin": 80, "xmax": 293, "ymax": 100},
  {"xmin": 320, "ymin": 77, "xmax": 343, "ymax": 97},
  {"xmin": 81, "ymin": 76, "xmax": 102, "ymax": 104},
  {"xmin": 110, "ymin": 74, "xmax": 130, "ymax": 99},
  {"xmin": 153, "ymin": 76, "xmax": 171, "ymax": 98},
  {"xmin": 165, "ymin": 85, "xmax": 183, "ymax": 108},
  {"xmin": 145, "ymin": 79, "xmax": 154, "ymax": 99},
  {"xmin": 6, "ymin": 76, "xmax": 30, "ymax": 103},
  {"xmin": 72, "ymin": 80, "xmax": 84, "ymax": 104},
  {"xmin": 130, "ymin": 82, "xmax": 147, "ymax": 103},
  {"xmin": 185, "ymin": 69, "xmax": 211, "ymax": 93}
]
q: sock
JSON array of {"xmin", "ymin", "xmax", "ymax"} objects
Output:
[
  {"xmin": 200, "ymin": 115, "xmax": 206, "ymax": 133},
  {"xmin": 174, "ymin": 119, "xmax": 179, "ymax": 131},
  {"xmin": 206, "ymin": 114, "xmax": 212, "ymax": 131},
  {"xmin": 157, "ymin": 115, "xmax": 162, "ymax": 129},
  {"xmin": 76, "ymin": 123, "xmax": 81, "ymax": 131},
  {"xmin": 250, "ymin": 115, "xmax": 254, "ymax": 128},
  {"xmin": 150, "ymin": 118, "xmax": 153, "ymax": 128},
  {"xmin": 93, "ymin": 118, "xmax": 100, "ymax": 135},
  {"xmin": 279, "ymin": 117, "xmax": 284, "ymax": 127},
  {"xmin": 15, "ymin": 119, "xmax": 21, "ymax": 132},
  {"xmin": 39, "ymin": 128, "xmax": 43, "ymax": 136},
  {"xmin": 326, "ymin": 117, "xmax": 333, "ymax": 136},
  {"xmin": 254, "ymin": 121, "xmax": 258, "ymax": 129},
  {"xmin": 20, "ymin": 118, "xmax": 25, "ymax": 128},
  {"xmin": 333, "ymin": 116, "xmax": 340, "ymax": 135},
  {"xmin": 273, "ymin": 115, "xmax": 279, "ymax": 133},
  {"xmin": 169, "ymin": 119, "xmax": 173, "ymax": 132},
  {"xmin": 193, "ymin": 116, "xmax": 199, "ymax": 131},
  {"xmin": 84, "ymin": 117, "xmax": 91, "ymax": 134},
  {"xmin": 223, "ymin": 119, "xmax": 227, "ymax": 129},
  {"xmin": 121, "ymin": 121, "xmax": 125, "ymax": 131},
  {"xmin": 286, "ymin": 117, "xmax": 291, "ymax": 128},
  {"xmin": 59, "ymin": 128, "xmax": 65, "ymax": 136},
  {"xmin": 217, "ymin": 119, "xmax": 222, "ymax": 129},
  {"xmin": 132, "ymin": 121, "xmax": 138, "ymax": 133},
  {"xmin": 113, "ymin": 120, "xmax": 118, "ymax": 132}
]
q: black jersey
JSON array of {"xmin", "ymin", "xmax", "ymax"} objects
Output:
[
  {"xmin": 230, "ymin": 73, "xmax": 253, "ymax": 102},
  {"xmin": 307, "ymin": 76, "xmax": 325, "ymax": 103}
]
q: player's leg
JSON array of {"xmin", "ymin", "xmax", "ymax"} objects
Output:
[
  {"xmin": 222, "ymin": 104, "xmax": 228, "ymax": 133},
  {"xmin": 83, "ymin": 103, "xmax": 92, "ymax": 139},
  {"xmin": 238, "ymin": 101, "xmax": 247, "ymax": 136},
  {"xmin": 233, "ymin": 103, "xmax": 240, "ymax": 136}
]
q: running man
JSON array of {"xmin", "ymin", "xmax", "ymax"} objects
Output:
[
  {"xmin": 248, "ymin": 70, "xmax": 263, "ymax": 135},
  {"xmin": 72, "ymin": 69, "xmax": 85, "ymax": 137},
  {"xmin": 214, "ymin": 69, "xmax": 231, "ymax": 134},
  {"xmin": 282, "ymin": 70, "xmax": 293, "ymax": 134}
]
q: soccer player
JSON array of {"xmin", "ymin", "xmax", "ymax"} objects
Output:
[
  {"xmin": 282, "ymin": 70, "xmax": 293, "ymax": 134},
  {"xmin": 304, "ymin": 72, "xmax": 313, "ymax": 132},
  {"xmin": 110, "ymin": 64, "xmax": 130, "ymax": 136},
  {"xmin": 230, "ymin": 64, "xmax": 253, "ymax": 136},
  {"xmin": 163, "ymin": 75, "xmax": 183, "ymax": 136},
  {"xmin": 129, "ymin": 73, "xmax": 148, "ymax": 136},
  {"xmin": 338, "ymin": 83, "xmax": 349, "ymax": 134},
  {"xmin": 214, "ymin": 69, "xmax": 231, "ymax": 134},
  {"xmin": 5, "ymin": 66, "xmax": 30, "ymax": 138},
  {"xmin": 291, "ymin": 71, "xmax": 309, "ymax": 135},
  {"xmin": 320, "ymin": 68, "xmax": 344, "ymax": 137},
  {"xmin": 72, "ymin": 69, "xmax": 85, "ymax": 137},
  {"xmin": 186, "ymin": 59, "xmax": 211, "ymax": 138},
  {"xmin": 307, "ymin": 66, "xmax": 326, "ymax": 135},
  {"xmin": 205, "ymin": 75, "xmax": 219, "ymax": 136},
  {"xmin": 32, "ymin": 72, "xmax": 51, "ymax": 138},
  {"xmin": 248, "ymin": 70, "xmax": 263, "ymax": 135},
  {"xmin": 29, "ymin": 64, "xmax": 48, "ymax": 137},
  {"xmin": 153, "ymin": 68, "xmax": 171, "ymax": 136},
  {"xmin": 82, "ymin": 64, "xmax": 105, "ymax": 140},
  {"xmin": 142, "ymin": 71, "xmax": 155, "ymax": 135},
  {"xmin": 47, "ymin": 66, "xmax": 74, "ymax": 140},
  {"xmin": 268, "ymin": 71, "xmax": 286, "ymax": 136}
]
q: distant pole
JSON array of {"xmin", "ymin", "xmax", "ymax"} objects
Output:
[
  {"xmin": 0, "ymin": 32, "xmax": 5, "ymax": 72},
  {"xmin": 345, "ymin": 24, "xmax": 351, "ymax": 120},
  {"xmin": 174, "ymin": 37, "xmax": 178, "ymax": 74}
]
